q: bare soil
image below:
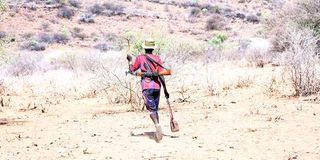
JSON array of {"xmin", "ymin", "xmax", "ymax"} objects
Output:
[{"xmin": 1, "ymin": 88, "xmax": 319, "ymax": 159}]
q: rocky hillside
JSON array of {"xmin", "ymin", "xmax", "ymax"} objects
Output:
[{"xmin": 0, "ymin": 0, "xmax": 277, "ymax": 53}]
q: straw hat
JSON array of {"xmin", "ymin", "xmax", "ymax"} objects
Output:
[{"xmin": 142, "ymin": 38, "xmax": 157, "ymax": 49}]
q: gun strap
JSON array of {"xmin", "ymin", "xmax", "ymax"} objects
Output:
[
  {"xmin": 144, "ymin": 55, "xmax": 170, "ymax": 99},
  {"xmin": 145, "ymin": 55, "xmax": 169, "ymax": 70}
]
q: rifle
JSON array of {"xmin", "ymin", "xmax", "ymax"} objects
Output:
[{"xmin": 126, "ymin": 69, "xmax": 171, "ymax": 77}]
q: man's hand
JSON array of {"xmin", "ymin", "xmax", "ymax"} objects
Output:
[
  {"xmin": 126, "ymin": 54, "xmax": 132, "ymax": 62},
  {"xmin": 152, "ymin": 72, "xmax": 159, "ymax": 77}
]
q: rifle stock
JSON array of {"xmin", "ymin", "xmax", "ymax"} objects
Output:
[{"xmin": 135, "ymin": 69, "xmax": 171, "ymax": 77}]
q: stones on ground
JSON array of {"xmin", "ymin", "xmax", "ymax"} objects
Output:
[
  {"xmin": 248, "ymin": 128, "xmax": 258, "ymax": 132},
  {"xmin": 83, "ymin": 148, "xmax": 92, "ymax": 154},
  {"xmin": 217, "ymin": 148, "xmax": 224, "ymax": 152}
]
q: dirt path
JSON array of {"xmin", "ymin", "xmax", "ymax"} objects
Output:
[{"xmin": 1, "ymin": 92, "xmax": 320, "ymax": 160}]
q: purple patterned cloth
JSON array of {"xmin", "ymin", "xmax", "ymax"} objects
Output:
[{"xmin": 142, "ymin": 89, "xmax": 160, "ymax": 113}]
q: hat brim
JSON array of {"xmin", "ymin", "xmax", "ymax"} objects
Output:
[{"xmin": 142, "ymin": 43, "xmax": 157, "ymax": 49}]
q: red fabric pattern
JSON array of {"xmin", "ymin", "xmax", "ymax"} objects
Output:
[{"xmin": 129, "ymin": 54, "xmax": 164, "ymax": 90}]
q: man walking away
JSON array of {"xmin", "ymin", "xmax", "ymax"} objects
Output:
[{"xmin": 126, "ymin": 39, "xmax": 164, "ymax": 141}]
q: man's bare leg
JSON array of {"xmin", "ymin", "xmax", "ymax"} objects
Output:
[{"xmin": 150, "ymin": 112, "xmax": 162, "ymax": 141}]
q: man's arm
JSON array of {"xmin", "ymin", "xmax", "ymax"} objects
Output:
[{"xmin": 128, "ymin": 55, "xmax": 140, "ymax": 72}]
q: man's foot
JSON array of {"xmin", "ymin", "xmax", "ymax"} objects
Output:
[{"xmin": 155, "ymin": 124, "xmax": 163, "ymax": 142}]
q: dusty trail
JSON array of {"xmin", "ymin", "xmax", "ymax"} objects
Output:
[{"xmin": 1, "ymin": 92, "xmax": 320, "ymax": 160}]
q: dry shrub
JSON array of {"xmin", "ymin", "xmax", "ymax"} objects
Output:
[
  {"xmin": 87, "ymin": 3, "xmax": 125, "ymax": 16},
  {"xmin": 189, "ymin": 7, "xmax": 201, "ymax": 18},
  {"xmin": 245, "ymin": 48, "xmax": 272, "ymax": 68},
  {"xmin": 0, "ymin": 31, "xmax": 6, "ymax": 39},
  {"xmin": 93, "ymin": 59, "xmax": 143, "ymax": 111},
  {"xmin": 164, "ymin": 40, "xmax": 205, "ymax": 64},
  {"xmin": 71, "ymin": 27, "xmax": 87, "ymax": 40},
  {"xmin": 79, "ymin": 12, "xmax": 95, "ymax": 23},
  {"xmin": 205, "ymin": 14, "xmax": 226, "ymax": 31},
  {"xmin": 88, "ymin": 3, "xmax": 104, "ymax": 15},
  {"xmin": 263, "ymin": 76, "xmax": 281, "ymax": 96},
  {"xmin": 5, "ymin": 53, "xmax": 42, "ymax": 76},
  {"xmin": 268, "ymin": 0, "xmax": 320, "ymax": 52},
  {"xmin": 53, "ymin": 33, "xmax": 69, "ymax": 44},
  {"xmin": 21, "ymin": 40, "xmax": 46, "ymax": 51},
  {"xmin": 176, "ymin": 86, "xmax": 190, "ymax": 103},
  {"xmin": 102, "ymin": 2, "xmax": 125, "ymax": 16},
  {"xmin": 235, "ymin": 77, "xmax": 252, "ymax": 89},
  {"xmin": 268, "ymin": 0, "xmax": 320, "ymax": 96},
  {"xmin": 68, "ymin": 0, "xmax": 81, "ymax": 8},
  {"xmin": 278, "ymin": 26, "xmax": 320, "ymax": 96},
  {"xmin": 57, "ymin": 6, "xmax": 74, "ymax": 19},
  {"xmin": 38, "ymin": 33, "xmax": 54, "ymax": 43}
]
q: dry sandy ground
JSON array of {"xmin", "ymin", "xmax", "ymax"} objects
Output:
[{"xmin": 1, "ymin": 88, "xmax": 320, "ymax": 160}]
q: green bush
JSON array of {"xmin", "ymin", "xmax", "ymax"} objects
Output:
[
  {"xmin": 0, "ymin": 0, "xmax": 7, "ymax": 12},
  {"xmin": 208, "ymin": 33, "xmax": 228, "ymax": 49},
  {"xmin": 123, "ymin": 31, "xmax": 143, "ymax": 56},
  {"xmin": 123, "ymin": 31, "xmax": 178, "ymax": 56}
]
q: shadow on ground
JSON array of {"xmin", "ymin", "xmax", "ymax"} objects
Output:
[
  {"xmin": 0, "ymin": 118, "xmax": 26, "ymax": 126},
  {"xmin": 131, "ymin": 131, "xmax": 179, "ymax": 142}
]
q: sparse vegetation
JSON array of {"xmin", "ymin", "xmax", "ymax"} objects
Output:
[
  {"xmin": 71, "ymin": 27, "xmax": 87, "ymax": 40},
  {"xmin": 45, "ymin": 0, "xmax": 67, "ymax": 5},
  {"xmin": 88, "ymin": 3, "xmax": 104, "ymax": 15},
  {"xmin": 176, "ymin": 86, "xmax": 190, "ymax": 103},
  {"xmin": 37, "ymin": 33, "xmax": 53, "ymax": 43},
  {"xmin": 87, "ymin": 2, "xmax": 125, "ymax": 17},
  {"xmin": 268, "ymin": 0, "xmax": 320, "ymax": 52},
  {"xmin": 57, "ymin": 6, "xmax": 74, "ymax": 19},
  {"xmin": 1, "ymin": 0, "xmax": 320, "ymax": 159},
  {"xmin": 246, "ymin": 14, "xmax": 260, "ymax": 23},
  {"xmin": 68, "ymin": 0, "xmax": 81, "ymax": 8},
  {"xmin": 53, "ymin": 32, "xmax": 70, "ymax": 44},
  {"xmin": 0, "ymin": 31, "xmax": 6, "ymax": 39},
  {"xmin": 79, "ymin": 12, "xmax": 95, "ymax": 23},
  {"xmin": 235, "ymin": 77, "xmax": 252, "ymax": 89},
  {"xmin": 208, "ymin": 33, "xmax": 228, "ymax": 49},
  {"xmin": 93, "ymin": 43, "xmax": 109, "ymax": 52},
  {"xmin": 41, "ymin": 22, "xmax": 51, "ymax": 32},
  {"xmin": 281, "ymin": 27, "xmax": 320, "ymax": 96},
  {"xmin": 189, "ymin": 7, "xmax": 201, "ymax": 17},
  {"xmin": 102, "ymin": 2, "xmax": 125, "ymax": 16},
  {"xmin": 268, "ymin": 0, "xmax": 320, "ymax": 96},
  {"xmin": 6, "ymin": 53, "xmax": 42, "ymax": 76},
  {"xmin": 21, "ymin": 40, "xmax": 46, "ymax": 51},
  {"xmin": 0, "ymin": 0, "xmax": 7, "ymax": 12},
  {"xmin": 205, "ymin": 14, "xmax": 226, "ymax": 31}
]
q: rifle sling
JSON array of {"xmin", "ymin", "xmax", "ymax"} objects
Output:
[
  {"xmin": 144, "ymin": 55, "xmax": 170, "ymax": 98},
  {"xmin": 145, "ymin": 55, "xmax": 169, "ymax": 70}
]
